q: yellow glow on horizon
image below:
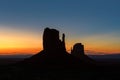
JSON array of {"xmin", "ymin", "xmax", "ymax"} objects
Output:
[
  {"xmin": 0, "ymin": 26, "xmax": 43, "ymax": 55},
  {"xmin": 66, "ymin": 33, "xmax": 120, "ymax": 54},
  {"xmin": 0, "ymin": 48, "xmax": 41, "ymax": 55},
  {"xmin": 0, "ymin": 26, "xmax": 120, "ymax": 55}
]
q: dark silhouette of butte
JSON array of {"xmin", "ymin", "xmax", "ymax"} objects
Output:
[
  {"xmin": 71, "ymin": 43, "xmax": 94, "ymax": 63},
  {"xmin": 71, "ymin": 43, "xmax": 85, "ymax": 57},
  {"xmin": 43, "ymin": 28, "xmax": 66, "ymax": 53},
  {"xmin": 21, "ymin": 27, "xmax": 95, "ymax": 68}
]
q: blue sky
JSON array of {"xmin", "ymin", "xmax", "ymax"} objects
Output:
[
  {"xmin": 0, "ymin": 0, "xmax": 120, "ymax": 32},
  {"xmin": 0, "ymin": 0, "xmax": 120, "ymax": 54}
]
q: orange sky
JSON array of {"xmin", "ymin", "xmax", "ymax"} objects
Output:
[{"xmin": 0, "ymin": 27, "xmax": 120, "ymax": 55}]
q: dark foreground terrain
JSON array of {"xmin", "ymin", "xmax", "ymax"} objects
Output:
[
  {"xmin": 0, "ymin": 58, "xmax": 120, "ymax": 80},
  {"xmin": 1, "ymin": 53, "xmax": 120, "ymax": 80}
]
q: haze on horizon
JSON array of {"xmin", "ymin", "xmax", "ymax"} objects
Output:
[{"xmin": 0, "ymin": 0, "xmax": 120, "ymax": 55}]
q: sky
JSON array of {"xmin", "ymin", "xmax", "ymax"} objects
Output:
[{"xmin": 0, "ymin": 0, "xmax": 120, "ymax": 55}]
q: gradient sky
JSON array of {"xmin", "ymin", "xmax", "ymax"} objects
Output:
[{"xmin": 0, "ymin": 0, "xmax": 120, "ymax": 55}]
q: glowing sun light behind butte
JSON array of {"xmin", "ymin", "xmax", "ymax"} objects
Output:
[{"xmin": 0, "ymin": 26, "xmax": 120, "ymax": 55}]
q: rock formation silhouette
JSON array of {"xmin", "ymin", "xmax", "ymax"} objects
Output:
[
  {"xmin": 71, "ymin": 43, "xmax": 95, "ymax": 64},
  {"xmin": 71, "ymin": 43, "xmax": 84, "ymax": 57},
  {"xmin": 43, "ymin": 28, "xmax": 66, "ymax": 53},
  {"xmin": 19, "ymin": 27, "xmax": 95, "ymax": 69}
]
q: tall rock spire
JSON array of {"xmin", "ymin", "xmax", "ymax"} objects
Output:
[
  {"xmin": 62, "ymin": 33, "xmax": 66, "ymax": 51},
  {"xmin": 43, "ymin": 28, "xmax": 66, "ymax": 53}
]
